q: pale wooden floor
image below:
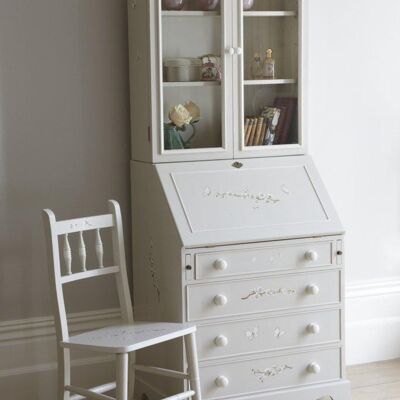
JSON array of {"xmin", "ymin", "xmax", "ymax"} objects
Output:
[{"xmin": 348, "ymin": 359, "xmax": 400, "ymax": 400}]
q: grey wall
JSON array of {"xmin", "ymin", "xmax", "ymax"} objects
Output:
[{"xmin": 0, "ymin": 0, "xmax": 131, "ymax": 321}]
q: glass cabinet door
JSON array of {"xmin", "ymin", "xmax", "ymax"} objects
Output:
[
  {"xmin": 156, "ymin": 0, "xmax": 233, "ymax": 162},
  {"xmin": 234, "ymin": 0, "xmax": 304, "ymax": 158}
]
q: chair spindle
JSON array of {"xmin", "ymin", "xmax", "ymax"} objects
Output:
[
  {"xmin": 78, "ymin": 231, "xmax": 87, "ymax": 272},
  {"xmin": 63, "ymin": 234, "xmax": 72, "ymax": 275},
  {"xmin": 95, "ymin": 228, "xmax": 104, "ymax": 268}
]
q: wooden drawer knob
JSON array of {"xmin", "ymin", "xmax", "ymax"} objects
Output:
[
  {"xmin": 307, "ymin": 362, "xmax": 321, "ymax": 374},
  {"xmin": 213, "ymin": 259, "xmax": 228, "ymax": 271},
  {"xmin": 215, "ymin": 376, "xmax": 229, "ymax": 387},
  {"xmin": 306, "ymin": 284, "xmax": 320, "ymax": 295},
  {"xmin": 214, "ymin": 294, "xmax": 228, "ymax": 306},
  {"xmin": 305, "ymin": 250, "xmax": 319, "ymax": 261},
  {"xmin": 214, "ymin": 335, "xmax": 229, "ymax": 347},
  {"xmin": 307, "ymin": 323, "xmax": 320, "ymax": 335}
]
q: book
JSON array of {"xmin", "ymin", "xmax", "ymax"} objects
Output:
[
  {"xmin": 260, "ymin": 107, "xmax": 281, "ymax": 145},
  {"xmin": 273, "ymin": 97, "xmax": 297, "ymax": 144},
  {"xmin": 245, "ymin": 118, "xmax": 254, "ymax": 146},
  {"xmin": 273, "ymin": 105, "xmax": 287, "ymax": 144},
  {"xmin": 244, "ymin": 118, "xmax": 251, "ymax": 145},
  {"xmin": 259, "ymin": 119, "xmax": 268, "ymax": 145},
  {"xmin": 252, "ymin": 117, "xmax": 264, "ymax": 146},
  {"xmin": 247, "ymin": 118, "xmax": 258, "ymax": 146}
]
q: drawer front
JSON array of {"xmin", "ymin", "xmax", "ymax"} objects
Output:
[
  {"xmin": 200, "ymin": 348, "xmax": 341, "ymax": 399},
  {"xmin": 195, "ymin": 241, "xmax": 334, "ymax": 280},
  {"xmin": 187, "ymin": 270, "xmax": 340, "ymax": 321},
  {"xmin": 197, "ymin": 310, "xmax": 341, "ymax": 361}
]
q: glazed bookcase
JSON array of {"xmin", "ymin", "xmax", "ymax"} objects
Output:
[
  {"xmin": 128, "ymin": 1, "xmax": 351, "ymax": 400},
  {"xmin": 129, "ymin": 0, "xmax": 306, "ymax": 163}
]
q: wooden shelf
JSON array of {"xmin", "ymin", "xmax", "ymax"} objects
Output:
[
  {"xmin": 243, "ymin": 11, "xmax": 297, "ymax": 17},
  {"xmin": 244, "ymin": 79, "xmax": 296, "ymax": 86},
  {"xmin": 162, "ymin": 11, "xmax": 220, "ymax": 17},
  {"xmin": 163, "ymin": 81, "xmax": 221, "ymax": 88}
]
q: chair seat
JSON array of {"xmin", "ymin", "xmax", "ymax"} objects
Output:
[{"xmin": 62, "ymin": 321, "xmax": 196, "ymax": 354}]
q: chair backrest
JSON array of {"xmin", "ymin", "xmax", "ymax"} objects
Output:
[{"xmin": 42, "ymin": 200, "xmax": 133, "ymax": 342}]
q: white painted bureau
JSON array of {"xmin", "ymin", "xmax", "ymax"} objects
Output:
[{"xmin": 128, "ymin": 1, "xmax": 351, "ymax": 399}]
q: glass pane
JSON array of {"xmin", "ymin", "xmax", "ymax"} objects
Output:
[
  {"xmin": 242, "ymin": 0, "xmax": 299, "ymax": 147},
  {"xmin": 160, "ymin": 0, "xmax": 224, "ymax": 152}
]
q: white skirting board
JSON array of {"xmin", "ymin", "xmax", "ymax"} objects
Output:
[
  {"xmin": 346, "ymin": 278, "xmax": 400, "ymax": 366},
  {"xmin": 0, "ymin": 308, "xmax": 119, "ymax": 399}
]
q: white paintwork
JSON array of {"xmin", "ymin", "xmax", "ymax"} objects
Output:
[
  {"xmin": 43, "ymin": 201, "xmax": 202, "ymax": 400},
  {"xmin": 62, "ymin": 322, "xmax": 196, "ymax": 354},
  {"xmin": 186, "ymin": 270, "xmax": 340, "ymax": 322},
  {"xmin": 128, "ymin": 0, "xmax": 306, "ymax": 163},
  {"xmin": 196, "ymin": 310, "xmax": 340, "ymax": 361},
  {"xmin": 200, "ymin": 347, "xmax": 341, "ymax": 399},
  {"xmin": 157, "ymin": 156, "xmax": 343, "ymax": 247},
  {"xmin": 129, "ymin": 1, "xmax": 350, "ymax": 399},
  {"xmin": 195, "ymin": 240, "xmax": 334, "ymax": 280}
]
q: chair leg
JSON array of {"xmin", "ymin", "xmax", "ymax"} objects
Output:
[
  {"xmin": 58, "ymin": 348, "xmax": 71, "ymax": 400},
  {"xmin": 184, "ymin": 332, "xmax": 202, "ymax": 400},
  {"xmin": 128, "ymin": 352, "xmax": 136, "ymax": 400},
  {"xmin": 116, "ymin": 353, "xmax": 129, "ymax": 400}
]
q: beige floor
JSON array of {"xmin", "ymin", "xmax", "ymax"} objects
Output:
[{"xmin": 348, "ymin": 359, "xmax": 400, "ymax": 400}]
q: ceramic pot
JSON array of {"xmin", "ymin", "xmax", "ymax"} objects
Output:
[
  {"xmin": 196, "ymin": 0, "xmax": 220, "ymax": 11},
  {"xmin": 162, "ymin": 0, "xmax": 185, "ymax": 11},
  {"xmin": 243, "ymin": 0, "xmax": 254, "ymax": 10}
]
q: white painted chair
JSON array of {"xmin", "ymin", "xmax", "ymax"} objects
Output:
[{"xmin": 43, "ymin": 200, "xmax": 201, "ymax": 400}]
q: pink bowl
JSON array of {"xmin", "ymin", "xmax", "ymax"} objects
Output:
[
  {"xmin": 196, "ymin": 0, "xmax": 220, "ymax": 11},
  {"xmin": 162, "ymin": 0, "xmax": 185, "ymax": 10},
  {"xmin": 243, "ymin": 0, "xmax": 254, "ymax": 10}
]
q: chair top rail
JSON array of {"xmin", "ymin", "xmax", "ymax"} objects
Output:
[
  {"xmin": 61, "ymin": 266, "xmax": 120, "ymax": 284},
  {"xmin": 55, "ymin": 214, "xmax": 114, "ymax": 235}
]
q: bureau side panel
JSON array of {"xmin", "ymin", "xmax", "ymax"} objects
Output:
[{"xmin": 131, "ymin": 161, "xmax": 185, "ymax": 398}]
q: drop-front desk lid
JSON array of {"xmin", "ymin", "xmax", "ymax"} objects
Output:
[{"xmin": 156, "ymin": 155, "xmax": 343, "ymax": 248}]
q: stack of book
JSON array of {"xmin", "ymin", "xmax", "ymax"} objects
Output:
[{"xmin": 244, "ymin": 97, "xmax": 297, "ymax": 147}]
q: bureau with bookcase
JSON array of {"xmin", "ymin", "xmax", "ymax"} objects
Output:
[{"xmin": 128, "ymin": 1, "xmax": 351, "ymax": 400}]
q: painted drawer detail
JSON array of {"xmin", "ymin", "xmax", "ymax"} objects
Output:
[
  {"xmin": 200, "ymin": 348, "xmax": 341, "ymax": 399},
  {"xmin": 186, "ymin": 271, "xmax": 340, "ymax": 321},
  {"xmin": 195, "ymin": 241, "xmax": 334, "ymax": 280},
  {"xmin": 196, "ymin": 310, "xmax": 341, "ymax": 360}
]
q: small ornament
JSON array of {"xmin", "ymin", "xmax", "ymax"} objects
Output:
[{"xmin": 263, "ymin": 49, "xmax": 275, "ymax": 79}]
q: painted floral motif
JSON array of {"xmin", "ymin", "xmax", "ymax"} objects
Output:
[
  {"xmin": 241, "ymin": 287, "xmax": 296, "ymax": 300},
  {"xmin": 203, "ymin": 187, "xmax": 280, "ymax": 205},
  {"xmin": 148, "ymin": 239, "xmax": 161, "ymax": 303},
  {"xmin": 251, "ymin": 365, "xmax": 293, "ymax": 383},
  {"xmin": 245, "ymin": 327, "xmax": 259, "ymax": 341},
  {"xmin": 273, "ymin": 327, "xmax": 285, "ymax": 338}
]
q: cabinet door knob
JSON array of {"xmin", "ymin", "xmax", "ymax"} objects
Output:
[
  {"xmin": 214, "ymin": 294, "xmax": 228, "ymax": 306},
  {"xmin": 214, "ymin": 335, "xmax": 229, "ymax": 347},
  {"xmin": 226, "ymin": 47, "xmax": 235, "ymax": 55},
  {"xmin": 306, "ymin": 284, "xmax": 320, "ymax": 295},
  {"xmin": 215, "ymin": 376, "xmax": 229, "ymax": 387},
  {"xmin": 213, "ymin": 259, "xmax": 228, "ymax": 271},
  {"xmin": 307, "ymin": 323, "xmax": 320, "ymax": 335},
  {"xmin": 235, "ymin": 47, "xmax": 243, "ymax": 55},
  {"xmin": 305, "ymin": 250, "xmax": 318, "ymax": 261},
  {"xmin": 307, "ymin": 362, "xmax": 321, "ymax": 374}
]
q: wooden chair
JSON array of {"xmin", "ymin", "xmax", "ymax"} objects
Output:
[{"xmin": 43, "ymin": 200, "xmax": 201, "ymax": 400}]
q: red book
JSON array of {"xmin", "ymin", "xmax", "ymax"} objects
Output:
[{"xmin": 273, "ymin": 97, "xmax": 297, "ymax": 144}]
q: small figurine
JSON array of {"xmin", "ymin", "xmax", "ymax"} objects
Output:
[
  {"xmin": 251, "ymin": 52, "xmax": 263, "ymax": 79},
  {"xmin": 263, "ymin": 49, "xmax": 275, "ymax": 79}
]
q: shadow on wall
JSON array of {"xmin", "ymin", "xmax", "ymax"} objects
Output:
[{"xmin": 0, "ymin": 0, "xmax": 131, "ymax": 322}]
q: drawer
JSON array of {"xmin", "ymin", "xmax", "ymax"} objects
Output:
[
  {"xmin": 200, "ymin": 347, "xmax": 341, "ymax": 399},
  {"xmin": 197, "ymin": 309, "xmax": 341, "ymax": 361},
  {"xmin": 186, "ymin": 270, "xmax": 340, "ymax": 321},
  {"xmin": 195, "ymin": 241, "xmax": 335, "ymax": 280}
]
